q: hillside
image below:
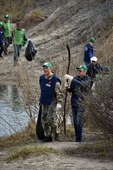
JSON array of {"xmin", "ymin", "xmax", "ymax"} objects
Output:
[
  {"xmin": 0, "ymin": 1, "xmax": 113, "ymax": 170},
  {"xmin": 0, "ymin": 0, "xmax": 113, "ymax": 85}
]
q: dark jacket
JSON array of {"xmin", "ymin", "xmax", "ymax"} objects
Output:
[
  {"xmin": 0, "ymin": 28, "xmax": 4, "ymax": 45},
  {"xmin": 87, "ymin": 63, "xmax": 103, "ymax": 79},
  {"xmin": 68, "ymin": 75, "xmax": 91, "ymax": 106},
  {"xmin": 84, "ymin": 43, "xmax": 93, "ymax": 65}
]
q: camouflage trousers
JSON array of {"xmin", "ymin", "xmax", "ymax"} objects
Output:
[{"xmin": 41, "ymin": 103, "xmax": 60, "ymax": 137}]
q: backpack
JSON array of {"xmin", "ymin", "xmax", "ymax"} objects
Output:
[{"xmin": 25, "ymin": 40, "xmax": 37, "ymax": 61}]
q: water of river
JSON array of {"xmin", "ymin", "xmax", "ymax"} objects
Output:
[
  {"xmin": 0, "ymin": 85, "xmax": 30, "ymax": 137},
  {"xmin": 0, "ymin": 85, "xmax": 72, "ymax": 137}
]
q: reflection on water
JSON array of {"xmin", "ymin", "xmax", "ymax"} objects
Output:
[{"xmin": 0, "ymin": 85, "xmax": 29, "ymax": 136}]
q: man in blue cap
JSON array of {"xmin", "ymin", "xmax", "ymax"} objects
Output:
[
  {"xmin": 67, "ymin": 65, "xmax": 91, "ymax": 142},
  {"xmin": 39, "ymin": 62, "xmax": 63, "ymax": 142},
  {"xmin": 84, "ymin": 37, "xmax": 96, "ymax": 66}
]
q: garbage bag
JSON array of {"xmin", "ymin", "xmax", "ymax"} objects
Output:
[
  {"xmin": 36, "ymin": 105, "xmax": 45, "ymax": 140},
  {"xmin": 25, "ymin": 40, "xmax": 37, "ymax": 61}
]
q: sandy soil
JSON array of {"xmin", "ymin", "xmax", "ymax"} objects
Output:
[
  {"xmin": 0, "ymin": 142, "xmax": 113, "ymax": 170},
  {"xmin": 0, "ymin": 48, "xmax": 113, "ymax": 170},
  {"xmin": 0, "ymin": 45, "xmax": 41, "ymax": 87}
]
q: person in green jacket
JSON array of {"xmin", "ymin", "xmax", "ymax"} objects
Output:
[
  {"xmin": 2, "ymin": 14, "xmax": 12, "ymax": 55},
  {"xmin": 12, "ymin": 22, "xmax": 27, "ymax": 65}
]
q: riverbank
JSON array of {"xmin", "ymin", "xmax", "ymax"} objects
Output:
[
  {"xmin": 0, "ymin": 45, "xmax": 41, "ymax": 86},
  {"xmin": 0, "ymin": 126, "xmax": 113, "ymax": 170}
]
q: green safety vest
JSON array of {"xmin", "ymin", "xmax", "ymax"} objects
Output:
[
  {"xmin": 13, "ymin": 28, "xmax": 25, "ymax": 46},
  {"xmin": 3, "ymin": 20, "xmax": 11, "ymax": 37}
]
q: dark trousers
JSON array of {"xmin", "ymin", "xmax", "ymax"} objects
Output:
[
  {"xmin": 71, "ymin": 105, "xmax": 84, "ymax": 142},
  {"xmin": 3, "ymin": 37, "xmax": 12, "ymax": 55},
  {"xmin": 13, "ymin": 44, "xmax": 22, "ymax": 61},
  {"xmin": 5, "ymin": 37, "xmax": 12, "ymax": 48},
  {"xmin": 0, "ymin": 44, "xmax": 4, "ymax": 56},
  {"xmin": 84, "ymin": 61, "xmax": 90, "ymax": 67}
]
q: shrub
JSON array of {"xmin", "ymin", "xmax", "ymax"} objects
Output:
[
  {"xmin": 23, "ymin": 9, "xmax": 46, "ymax": 28},
  {"xmin": 83, "ymin": 73, "xmax": 113, "ymax": 134}
]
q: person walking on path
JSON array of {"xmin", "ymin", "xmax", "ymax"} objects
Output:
[
  {"xmin": 39, "ymin": 62, "xmax": 63, "ymax": 142},
  {"xmin": 67, "ymin": 65, "xmax": 91, "ymax": 142},
  {"xmin": 0, "ymin": 22, "xmax": 5, "ymax": 58},
  {"xmin": 2, "ymin": 14, "xmax": 12, "ymax": 55},
  {"xmin": 87, "ymin": 56, "xmax": 103, "ymax": 80},
  {"xmin": 12, "ymin": 22, "xmax": 27, "ymax": 65},
  {"xmin": 84, "ymin": 37, "xmax": 96, "ymax": 66}
]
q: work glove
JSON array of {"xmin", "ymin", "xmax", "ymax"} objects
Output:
[
  {"xmin": 64, "ymin": 74, "xmax": 73, "ymax": 81},
  {"xmin": 64, "ymin": 74, "xmax": 73, "ymax": 87},
  {"xmin": 56, "ymin": 103, "xmax": 62, "ymax": 109},
  {"xmin": 64, "ymin": 81, "xmax": 69, "ymax": 87}
]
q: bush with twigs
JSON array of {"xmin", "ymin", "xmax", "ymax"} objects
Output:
[{"xmin": 83, "ymin": 72, "xmax": 113, "ymax": 134}]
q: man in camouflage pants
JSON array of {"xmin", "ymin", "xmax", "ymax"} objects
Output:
[{"xmin": 39, "ymin": 62, "xmax": 63, "ymax": 142}]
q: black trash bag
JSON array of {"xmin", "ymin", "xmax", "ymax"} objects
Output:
[
  {"xmin": 25, "ymin": 40, "xmax": 37, "ymax": 61},
  {"xmin": 36, "ymin": 105, "xmax": 45, "ymax": 140}
]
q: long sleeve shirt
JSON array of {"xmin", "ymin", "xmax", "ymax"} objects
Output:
[{"xmin": 68, "ymin": 75, "xmax": 91, "ymax": 106}]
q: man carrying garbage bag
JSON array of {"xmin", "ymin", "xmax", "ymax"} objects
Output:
[
  {"xmin": 12, "ymin": 22, "xmax": 27, "ymax": 65},
  {"xmin": 64, "ymin": 65, "xmax": 91, "ymax": 142},
  {"xmin": 39, "ymin": 62, "xmax": 63, "ymax": 142}
]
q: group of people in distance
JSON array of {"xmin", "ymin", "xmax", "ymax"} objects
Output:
[
  {"xmin": 39, "ymin": 37, "xmax": 111, "ymax": 143},
  {"xmin": 0, "ymin": 14, "xmax": 110, "ymax": 142},
  {"xmin": 0, "ymin": 14, "xmax": 27, "ymax": 65}
]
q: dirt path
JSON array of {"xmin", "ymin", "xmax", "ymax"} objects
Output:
[
  {"xmin": 0, "ymin": 47, "xmax": 113, "ymax": 170},
  {"xmin": 0, "ymin": 45, "xmax": 41, "ymax": 87},
  {"xmin": 0, "ymin": 54, "xmax": 113, "ymax": 170},
  {"xmin": 0, "ymin": 142, "xmax": 113, "ymax": 170}
]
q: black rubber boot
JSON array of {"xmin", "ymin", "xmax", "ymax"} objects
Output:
[
  {"xmin": 55, "ymin": 134, "xmax": 60, "ymax": 141},
  {"xmin": 42, "ymin": 136, "xmax": 52, "ymax": 142}
]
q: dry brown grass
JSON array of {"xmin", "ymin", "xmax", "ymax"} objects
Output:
[
  {"xmin": 0, "ymin": 0, "xmax": 31, "ymax": 22},
  {"xmin": 64, "ymin": 139, "xmax": 113, "ymax": 160},
  {"xmin": 6, "ymin": 145, "xmax": 61, "ymax": 161},
  {"xmin": 23, "ymin": 9, "xmax": 46, "ymax": 28},
  {"xmin": 96, "ymin": 28, "xmax": 113, "ymax": 65},
  {"xmin": 83, "ymin": 73, "xmax": 113, "ymax": 134},
  {"xmin": 15, "ymin": 64, "xmax": 39, "ymax": 119}
]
